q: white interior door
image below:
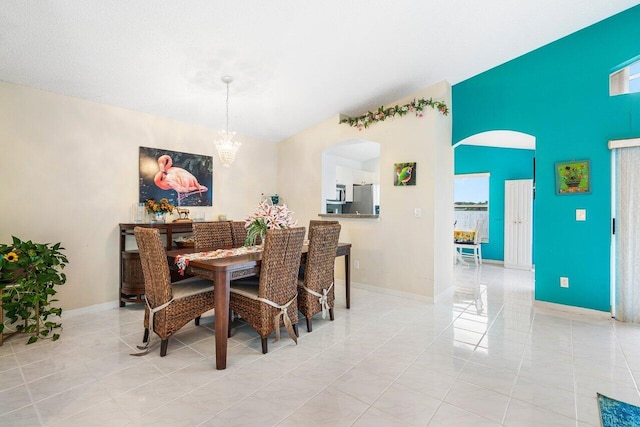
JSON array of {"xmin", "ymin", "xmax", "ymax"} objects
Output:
[{"xmin": 504, "ymin": 179, "xmax": 533, "ymax": 270}]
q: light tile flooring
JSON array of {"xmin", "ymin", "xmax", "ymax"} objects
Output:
[{"xmin": 2, "ymin": 264, "xmax": 640, "ymax": 426}]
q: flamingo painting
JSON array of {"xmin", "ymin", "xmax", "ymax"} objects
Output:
[{"xmin": 154, "ymin": 154, "xmax": 208, "ymax": 206}]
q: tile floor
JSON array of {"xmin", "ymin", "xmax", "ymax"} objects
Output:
[{"xmin": 2, "ymin": 264, "xmax": 640, "ymax": 426}]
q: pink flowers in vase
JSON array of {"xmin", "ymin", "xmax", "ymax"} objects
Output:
[{"xmin": 244, "ymin": 200, "xmax": 298, "ymax": 246}]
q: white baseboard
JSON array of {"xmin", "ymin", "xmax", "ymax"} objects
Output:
[
  {"xmin": 533, "ymin": 300, "xmax": 611, "ymax": 320},
  {"xmin": 335, "ymin": 279, "xmax": 433, "ymax": 304},
  {"xmin": 62, "ymin": 300, "xmax": 120, "ymax": 318}
]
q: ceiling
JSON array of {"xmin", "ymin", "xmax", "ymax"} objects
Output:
[{"xmin": 1, "ymin": 1, "xmax": 637, "ymax": 143}]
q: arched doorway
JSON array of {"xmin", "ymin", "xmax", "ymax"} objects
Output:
[{"xmin": 453, "ymin": 130, "xmax": 536, "ymax": 266}]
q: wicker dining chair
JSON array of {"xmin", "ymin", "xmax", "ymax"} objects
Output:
[
  {"xmin": 298, "ymin": 223, "xmax": 341, "ymax": 332},
  {"xmin": 193, "ymin": 221, "xmax": 233, "ymax": 249},
  {"xmin": 228, "ymin": 227, "xmax": 306, "ymax": 354},
  {"xmin": 309, "ymin": 219, "xmax": 339, "ymax": 229},
  {"xmin": 230, "ymin": 221, "xmax": 248, "ymax": 247},
  {"xmin": 134, "ymin": 227, "xmax": 215, "ymax": 357},
  {"xmin": 298, "ymin": 220, "xmax": 340, "ymax": 279}
]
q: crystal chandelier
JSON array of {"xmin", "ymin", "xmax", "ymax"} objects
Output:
[{"xmin": 214, "ymin": 76, "xmax": 241, "ymax": 168}]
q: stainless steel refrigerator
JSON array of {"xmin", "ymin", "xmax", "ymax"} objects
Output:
[{"xmin": 350, "ymin": 184, "xmax": 374, "ymax": 214}]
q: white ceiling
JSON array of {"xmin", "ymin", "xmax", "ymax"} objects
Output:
[{"xmin": 1, "ymin": 1, "xmax": 637, "ymax": 143}]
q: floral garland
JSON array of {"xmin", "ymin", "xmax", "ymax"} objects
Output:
[{"xmin": 340, "ymin": 98, "xmax": 449, "ymax": 131}]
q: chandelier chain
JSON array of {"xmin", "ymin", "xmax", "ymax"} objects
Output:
[{"xmin": 225, "ymin": 81, "xmax": 230, "ymax": 133}]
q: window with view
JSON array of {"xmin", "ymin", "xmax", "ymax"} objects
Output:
[
  {"xmin": 454, "ymin": 173, "xmax": 489, "ymax": 243},
  {"xmin": 610, "ymin": 58, "xmax": 640, "ymax": 96}
]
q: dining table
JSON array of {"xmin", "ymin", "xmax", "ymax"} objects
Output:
[{"xmin": 166, "ymin": 242, "xmax": 352, "ymax": 370}]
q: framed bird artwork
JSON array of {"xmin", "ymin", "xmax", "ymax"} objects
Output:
[
  {"xmin": 394, "ymin": 162, "xmax": 416, "ymax": 186},
  {"xmin": 139, "ymin": 146, "xmax": 213, "ymax": 207}
]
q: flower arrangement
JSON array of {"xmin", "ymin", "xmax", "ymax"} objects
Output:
[
  {"xmin": 0, "ymin": 237, "xmax": 68, "ymax": 344},
  {"xmin": 340, "ymin": 97, "xmax": 449, "ymax": 130},
  {"xmin": 244, "ymin": 200, "xmax": 298, "ymax": 246},
  {"xmin": 145, "ymin": 198, "xmax": 174, "ymax": 214}
]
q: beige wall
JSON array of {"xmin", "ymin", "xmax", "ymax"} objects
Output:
[
  {"xmin": 0, "ymin": 81, "xmax": 278, "ymax": 311},
  {"xmin": 278, "ymin": 81, "xmax": 453, "ymax": 300}
]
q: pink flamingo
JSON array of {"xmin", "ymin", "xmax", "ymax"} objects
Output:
[{"xmin": 154, "ymin": 155, "xmax": 208, "ymax": 205}]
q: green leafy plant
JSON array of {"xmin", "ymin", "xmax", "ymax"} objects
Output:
[{"xmin": 0, "ymin": 237, "xmax": 68, "ymax": 344}]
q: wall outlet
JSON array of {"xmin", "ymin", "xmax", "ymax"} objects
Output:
[
  {"xmin": 354, "ymin": 260, "xmax": 360, "ymax": 269},
  {"xmin": 576, "ymin": 209, "xmax": 586, "ymax": 221},
  {"xmin": 560, "ymin": 277, "xmax": 569, "ymax": 288}
]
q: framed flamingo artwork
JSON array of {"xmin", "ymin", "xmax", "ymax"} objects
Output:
[{"xmin": 139, "ymin": 147, "xmax": 213, "ymax": 206}]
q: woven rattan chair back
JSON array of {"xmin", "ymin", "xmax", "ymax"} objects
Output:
[
  {"xmin": 193, "ymin": 221, "xmax": 233, "ymax": 249},
  {"xmin": 308, "ymin": 219, "xmax": 339, "ymax": 240},
  {"xmin": 134, "ymin": 227, "xmax": 173, "ymax": 309},
  {"xmin": 259, "ymin": 227, "xmax": 306, "ymax": 304},
  {"xmin": 298, "ymin": 223, "xmax": 341, "ymax": 330},
  {"xmin": 229, "ymin": 227, "xmax": 305, "ymax": 353},
  {"xmin": 230, "ymin": 221, "xmax": 248, "ymax": 247},
  {"xmin": 309, "ymin": 220, "xmax": 339, "ymax": 228}
]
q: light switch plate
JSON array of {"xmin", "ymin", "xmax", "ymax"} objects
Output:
[
  {"xmin": 414, "ymin": 208, "xmax": 421, "ymax": 218},
  {"xmin": 576, "ymin": 209, "xmax": 586, "ymax": 221}
]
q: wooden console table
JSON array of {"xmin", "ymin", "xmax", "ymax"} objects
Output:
[{"xmin": 118, "ymin": 222, "xmax": 210, "ymax": 306}]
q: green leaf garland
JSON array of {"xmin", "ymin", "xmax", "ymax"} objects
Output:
[{"xmin": 340, "ymin": 98, "xmax": 449, "ymax": 130}]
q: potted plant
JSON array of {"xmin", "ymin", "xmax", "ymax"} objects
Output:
[
  {"xmin": 244, "ymin": 200, "xmax": 298, "ymax": 246},
  {"xmin": 0, "ymin": 237, "xmax": 68, "ymax": 344},
  {"xmin": 145, "ymin": 198, "xmax": 174, "ymax": 223}
]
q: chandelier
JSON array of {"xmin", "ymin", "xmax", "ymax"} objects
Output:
[{"xmin": 214, "ymin": 76, "xmax": 241, "ymax": 167}]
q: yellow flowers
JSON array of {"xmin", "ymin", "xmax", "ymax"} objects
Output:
[
  {"xmin": 145, "ymin": 198, "xmax": 174, "ymax": 214},
  {"xmin": 3, "ymin": 251, "xmax": 18, "ymax": 262}
]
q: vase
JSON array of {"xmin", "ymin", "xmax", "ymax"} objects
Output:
[{"xmin": 152, "ymin": 212, "xmax": 166, "ymax": 223}]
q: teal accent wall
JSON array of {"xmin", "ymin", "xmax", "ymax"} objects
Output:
[
  {"xmin": 455, "ymin": 145, "xmax": 534, "ymax": 261},
  {"xmin": 452, "ymin": 5, "xmax": 640, "ymax": 312}
]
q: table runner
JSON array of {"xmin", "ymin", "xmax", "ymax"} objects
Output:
[{"xmin": 174, "ymin": 246, "xmax": 263, "ymax": 275}]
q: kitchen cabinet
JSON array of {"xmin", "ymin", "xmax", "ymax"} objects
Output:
[
  {"xmin": 352, "ymin": 169, "xmax": 374, "ymax": 185},
  {"xmin": 504, "ymin": 180, "xmax": 533, "ymax": 270}
]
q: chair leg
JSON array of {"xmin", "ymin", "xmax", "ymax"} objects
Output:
[
  {"xmin": 228, "ymin": 309, "xmax": 233, "ymax": 338},
  {"xmin": 478, "ymin": 245, "xmax": 483, "ymax": 264},
  {"xmin": 329, "ymin": 308, "xmax": 334, "ymax": 321},
  {"xmin": 293, "ymin": 323, "xmax": 299, "ymax": 337},
  {"xmin": 306, "ymin": 317, "xmax": 312, "ymax": 332},
  {"xmin": 195, "ymin": 316, "xmax": 201, "ymax": 326},
  {"xmin": 261, "ymin": 337, "xmax": 268, "ymax": 354},
  {"xmin": 142, "ymin": 328, "xmax": 149, "ymax": 343},
  {"xmin": 160, "ymin": 339, "xmax": 169, "ymax": 357}
]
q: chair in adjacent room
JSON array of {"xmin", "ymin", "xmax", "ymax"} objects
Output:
[
  {"xmin": 134, "ymin": 227, "xmax": 215, "ymax": 357},
  {"xmin": 230, "ymin": 221, "xmax": 248, "ymax": 247},
  {"xmin": 454, "ymin": 220, "xmax": 483, "ymax": 266},
  {"xmin": 298, "ymin": 223, "xmax": 341, "ymax": 332},
  {"xmin": 193, "ymin": 221, "xmax": 233, "ymax": 249},
  {"xmin": 228, "ymin": 227, "xmax": 306, "ymax": 354}
]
